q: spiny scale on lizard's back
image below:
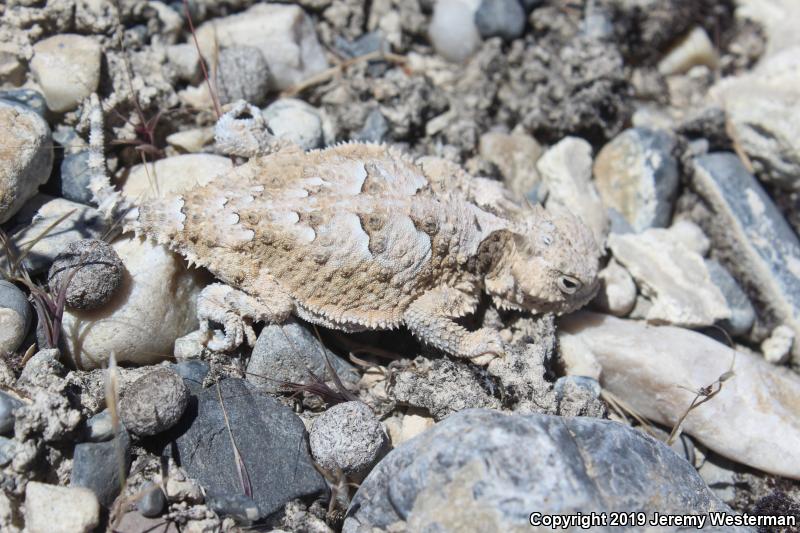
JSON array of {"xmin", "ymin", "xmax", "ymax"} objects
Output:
[{"xmin": 136, "ymin": 143, "xmax": 509, "ymax": 329}]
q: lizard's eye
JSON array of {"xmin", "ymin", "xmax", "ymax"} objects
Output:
[{"xmin": 557, "ymin": 275, "xmax": 581, "ymax": 295}]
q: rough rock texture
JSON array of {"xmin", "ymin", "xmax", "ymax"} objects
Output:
[
  {"xmin": 343, "ymin": 409, "xmax": 744, "ymax": 532},
  {"xmin": 559, "ymin": 312, "xmax": 800, "ymax": 480},
  {"xmin": 215, "ymin": 46, "xmax": 272, "ymax": 106},
  {"xmin": 592, "ymin": 259, "xmax": 637, "ymax": 317},
  {"xmin": 119, "ymin": 368, "xmax": 189, "ymax": 437},
  {"xmin": 29, "ymin": 34, "xmax": 102, "ymax": 113},
  {"xmin": 71, "ymin": 429, "xmax": 131, "ymax": 507},
  {"xmin": 309, "ymin": 401, "xmax": 388, "ymax": 475},
  {"xmin": 0, "ymin": 280, "xmax": 32, "ymax": 356},
  {"xmin": 0, "ymin": 100, "xmax": 53, "ymax": 224},
  {"xmin": 47, "ymin": 239, "xmax": 124, "ymax": 310},
  {"xmin": 24, "ymin": 482, "xmax": 100, "ymax": 533}
]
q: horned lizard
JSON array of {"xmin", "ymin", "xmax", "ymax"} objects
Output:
[{"xmin": 88, "ymin": 98, "xmax": 601, "ymax": 364}]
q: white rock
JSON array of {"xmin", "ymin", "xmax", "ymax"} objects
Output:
[
  {"xmin": 24, "ymin": 481, "xmax": 100, "ymax": 533},
  {"xmin": 536, "ymin": 137, "xmax": 609, "ymax": 246},
  {"xmin": 658, "ymin": 27, "xmax": 719, "ymax": 76},
  {"xmin": 736, "ymin": 0, "xmax": 800, "ymax": 59},
  {"xmin": 30, "ymin": 34, "xmax": 101, "ymax": 112},
  {"xmin": 429, "ymin": 0, "xmax": 482, "ymax": 63},
  {"xmin": 60, "ymin": 236, "xmax": 208, "ymax": 369},
  {"xmin": 194, "ymin": 3, "xmax": 328, "ymax": 90},
  {"xmin": 559, "ymin": 312, "xmax": 800, "ymax": 479},
  {"xmin": 608, "ymin": 228, "xmax": 730, "ymax": 327},
  {"xmin": 667, "ymin": 219, "xmax": 710, "ymax": 256},
  {"xmin": 120, "ymin": 154, "xmax": 232, "ymax": 200},
  {"xmin": 0, "ymin": 101, "xmax": 53, "ymax": 223},
  {"xmin": 165, "ymin": 127, "xmax": 214, "ymax": 153},
  {"xmin": 592, "ymin": 259, "xmax": 636, "ymax": 317},
  {"xmin": 399, "ymin": 413, "xmax": 436, "ymax": 444},
  {"xmin": 262, "ymin": 99, "xmax": 324, "ymax": 150},
  {"xmin": 761, "ymin": 325, "xmax": 795, "ymax": 365}
]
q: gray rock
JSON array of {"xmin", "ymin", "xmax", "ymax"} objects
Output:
[
  {"xmin": 262, "ymin": 99, "xmax": 325, "ymax": 151},
  {"xmin": 206, "ymin": 493, "xmax": 260, "ymax": 524},
  {"xmin": 0, "ymin": 90, "xmax": 48, "ymax": 118},
  {"xmin": 344, "ymin": 409, "xmax": 748, "ymax": 532},
  {"xmin": 335, "ymin": 31, "xmax": 386, "ymax": 59},
  {"xmin": 0, "ymin": 391, "xmax": 21, "ymax": 436},
  {"xmin": 171, "ymin": 360, "xmax": 209, "ymax": 393},
  {"xmin": 691, "ymin": 153, "xmax": 800, "ymax": 361},
  {"xmin": 59, "ymin": 151, "xmax": 94, "ymax": 204},
  {"xmin": 0, "ymin": 436, "xmax": 15, "ymax": 466},
  {"xmin": 120, "ymin": 368, "xmax": 189, "ymax": 437},
  {"xmin": 136, "ymin": 482, "xmax": 166, "ymax": 518},
  {"xmin": 48, "ymin": 239, "xmax": 124, "ymax": 310},
  {"xmin": 246, "ymin": 317, "xmax": 358, "ymax": 394},
  {"xmin": 353, "ymin": 108, "xmax": 389, "ymax": 143},
  {"xmin": 84, "ymin": 409, "xmax": 114, "ymax": 442},
  {"xmin": 170, "ymin": 377, "xmax": 327, "ymax": 520},
  {"xmin": 216, "ymin": 46, "xmax": 272, "ymax": 106},
  {"xmin": 594, "ymin": 128, "xmax": 679, "ymax": 232},
  {"xmin": 309, "ymin": 402, "xmax": 388, "ymax": 476},
  {"xmin": 0, "ymin": 99, "xmax": 53, "ymax": 224},
  {"xmin": 71, "ymin": 429, "xmax": 131, "ymax": 507},
  {"xmin": 705, "ymin": 259, "xmax": 756, "ymax": 337},
  {"xmin": 554, "ymin": 376, "xmax": 606, "ymax": 418},
  {"xmin": 475, "ymin": 0, "xmax": 526, "ymax": 41},
  {"xmin": 0, "ymin": 280, "xmax": 32, "ymax": 356}
]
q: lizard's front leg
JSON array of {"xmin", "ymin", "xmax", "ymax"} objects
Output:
[
  {"xmin": 197, "ymin": 282, "xmax": 294, "ymax": 351},
  {"xmin": 403, "ymin": 286, "xmax": 504, "ymax": 365}
]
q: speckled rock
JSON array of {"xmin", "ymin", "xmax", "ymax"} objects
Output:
[
  {"xmin": 30, "ymin": 34, "xmax": 102, "ymax": 112},
  {"xmin": 216, "ymin": 46, "xmax": 271, "ymax": 106},
  {"xmin": 474, "ymin": 0, "xmax": 526, "ymax": 40},
  {"xmin": 594, "ymin": 128, "xmax": 679, "ymax": 232},
  {"xmin": 25, "ymin": 482, "xmax": 100, "ymax": 533},
  {"xmin": 0, "ymin": 100, "xmax": 53, "ymax": 224},
  {"xmin": 0, "ymin": 281, "xmax": 32, "ymax": 356},
  {"xmin": 344, "ymin": 409, "xmax": 744, "ymax": 532},
  {"xmin": 310, "ymin": 402, "xmax": 388, "ymax": 476},
  {"xmin": 48, "ymin": 239, "xmax": 124, "ymax": 310},
  {"xmin": 262, "ymin": 99, "xmax": 325, "ymax": 150},
  {"xmin": 119, "ymin": 368, "xmax": 189, "ymax": 437}
]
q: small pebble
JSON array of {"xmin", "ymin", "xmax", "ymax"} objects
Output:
[
  {"xmin": 25, "ymin": 482, "xmax": 100, "ymax": 533},
  {"xmin": 48, "ymin": 239, "xmax": 124, "ymax": 310},
  {"xmin": 0, "ymin": 280, "xmax": 32, "ymax": 356},
  {"xmin": 592, "ymin": 259, "xmax": 636, "ymax": 317},
  {"xmin": 0, "ymin": 391, "xmax": 22, "ymax": 436},
  {"xmin": 705, "ymin": 259, "xmax": 755, "ymax": 337},
  {"xmin": 216, "ymin": 46, "xmax": 271, "ymax": 106},
  {"xmin": 84, "ymin": 409, "xmax": 114, "ymax": 442},
  {"xmin": 262, "ymin": 98, "xmax": 325, "ymax": 150},
  {"xmin": 475, "ymin": 0, "xmax": 526, "ymax": 41},
  {"xmin": 30, "ymin": 34, "xmax": 102, "ymax": 112},
  {"xmin": 136, "ymin": 482, "xmax": 167, "ymax": 518},
  {"xmin": 119, "ymin": 368, "xmax": 189, "ymax": 437},
  {"xmin": 59, "ymin": 151, "xmax": 93, "ymax": 204},
  {"xmin": 429, "ymin": 0, "xmax": 482, "ymax": 63},
  {"xmin": 309, "ymin": 401, "xmax": 388, "ymax": 476}
]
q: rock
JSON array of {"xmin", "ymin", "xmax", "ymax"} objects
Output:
[
  {"xmin": 309, "ymin": 402, "xmax": 388, "ymax": 476},
  {"xmin": 170, "ymin": 378, "xmax": 327, "ymax": 519},
  {"xmin": 429, "ymin": 0, "xmax": 482, "ymax": 63},
  {"xmin": 668, "ymin": 218, "xmax": 710, "ymax": 256},
  {"xmin": 736, "ymin": 0, "xmax": 800, "ymax": 58},
  {"xmin": 594, "ymin": 128, "xmax": 679, "ymax": 233},
  {"xmin": 171, "ymin": 360, "xmax": 210, "ymax": 391},
  {"xmin": 165, "ymin": 43, "xmax": 200, "ymax": 82},
  {"xmin": 658, "ymin": 26, "xmax": 719, "ymax": 76},
  {"xmin": 474, "ymin": 0, "xmax": 526, "ymax": 41},
  {"xmin": 691, "ymin": 153, "xmax": 800, "ymax": 360},
  {"xmin": 592, "ymin": 259, "xmax": 636, "ymax": 317},
  {"xmin": 165, "ymin": 127, "xmax": 214, "ymax": 153},
  {"xmin": 608, "ymin": 228, "xmax": 730, "ymax": 327},
  {"xmin": 553, "ymin": 375, "xmax": 606, "ymax": 418},
  {"xmin": 0, "ymin": 391, "xmax": 22, "ymax": 436},
  {"xmin": 344, "ymin": 409, "xmax": 744, "ymax": 532},
  {"xmin": 710, "ymin": 47, "xmax": 800, "ymax": 190},
  {"xmin": 136, "ymin": 482, "xmax": 167, "ymax": 518},
  {"xmin": 537, "ymin": 137, "xmax": 609, "ymax": 245},
  {"xmin": 29, "ymin": 34, "xmax": 102, "ymax": 112},
  {"xmin": 194, "ymin": 3, "xmax": 328, "ymax": 90},
  {"xmin": 2, "ymin": 196, "xmax": 108, "ymax": 274},
  {"xmin": 71, "ymin": 429, "xmax": 132, "ymax": 507},
  {"xmin": 0, "ymin": 89, "xmax": 48, "ymax": 118},
  {"xmin": 478, "ymin": 130, "xmax": 543, "ymax": 202},
  {"xmin": 120, "ymin": 368, "xmax": 189, "ymax": 437},
  {"xmin": 353, "ymin": 108, "xmax": 389, "ymax": 143},
  {"xmin": 121, "ymin": 154, "xmax": 233, "ymax": 201},
  {"xmin": 761, "ymin": 325, "xmax": 795, "ymax": 365},
  {"xmin": 206, "ymin": 493, "xmax": 260, "ymax": 523},
  {"xmin": 559, "ymin": 312, "xmax": 800, "ymax": 479},
  {"xmin": 60, "ymin": 236, "xmax": 208, "ymax": 369},
  {"xmin": 0, "ymin": 281, "xmax": 32, "ymax": 356},
  {"xmin": 262, "ymin": 99, "xmax": 325, "ymax": 151},
  {"xmin": 705, "ymin": 259, "xmax": 756, "ymax": 337},
  {"xmin": 246, "ymin": 317, "xmax": 358, "ymax": 394},
  {"xmin": 25, "ymin": 482, "xmax": 100, "ymax": 533},
  {"xmin": 116, "ymin": 511, "xmax": 179, "ymax": 533},
  {"xmin": 59, "ymin": 151, "xmax": 93, "ymax": 204},
  {"xmin": 84, "ymin": 409, "xmax": 114, "ymax": 442},
  {"xmin": 47, "ymin": 239, "xmax": 124, "ymax": 310},
  {"xmin": 216, "ymin": 46, "xmax": 272, "ymax": 106},
  {"xmin": 0, "ymin": 100, "xmax": 53, "ymax": 224}
]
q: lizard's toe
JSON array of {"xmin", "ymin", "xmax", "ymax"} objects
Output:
[{"xmin": 461, "ymin": 328, "xmax": 505, "ymax": 365}]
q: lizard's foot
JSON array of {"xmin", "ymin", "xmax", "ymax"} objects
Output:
[{"xmin": 459, "ymin": 328, "xmax": 504, "ymax": 366}]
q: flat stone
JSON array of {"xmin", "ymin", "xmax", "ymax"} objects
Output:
[
  {"xmin": 25, "ymin": 482, "xmax": 100, "ymax": 533},
  {"xmin": 216, "ymin": 46, "xmax": 272, "ymax": 106},
  {"xmin": 169, "ymin": 378, "xmax": 327, "ymax": 520},
  {"xmin": 344, "ymin": 409, "xmax": 746, "ymax": 532},
  {"xmin": 71, "ymin": 428, "xmax": 131, "ymax": 507},
  {"xmin": 559, "ymin": 312, "xmax": 800, "ymax": 479},
  {"xmin": 30, "ymin": 34, "xmax": 102, "ymax": 112},
  {"xmin": 691, "ymin": 152, "xmax": 800, "ymax": 360},
  {"xmin": 48, "ymin": 239, "xmax": 124, "ymax": 310}
]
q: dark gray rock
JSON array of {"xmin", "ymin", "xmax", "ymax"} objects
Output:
[
  {"xmin": 475, "ymin": 0, "xmax": 526, "ymax": 40},
  {"xmin": 353, "ymin": 108, "xmax": 389, "ymax": 143},
  {"xmin": 309, "ymin": 402, "xmax": 388, "ymax": 476},
  {"xmin": 206, "ymin": 492, "xmax": 260, "ymax": 524},
  {"xmin": 0, "ymin": 280, "xmax": 32, "ymax": 356},
  {"xmin": 120, "ymin": 368, "xmax": 189, "ymax": 437},
  {"xmin": 692, "ymin": 153, "xmax": 800, "ymax": 360},
  {"xmin": 59, "ymin": 151, "xmax": 93, "ymax": 204},
  {"xmin": 0, "ymin": 89, "xmax": 47, "ymax": 117},
  {"xmin": 594, "ymin": 128, "xmax": 679, "ymax": 232},
  {"xmin": 170, "ymin": 377, "xmax": 328, "ymax": 520},
  {"xmin": 246, "ymin": 317, "xmax": 358, "ymax": 394},
  {"xmin": 71, "ymin": 429, "xmax": 131, "ymax": 507},
  {"xmin": 216, "ymin": 46, "xmax": 271, "ymax": 106},
  {"xmin": 136, "ymin": 482, "xmax": 167, "ymax": 518},
  {"xmin": 705, "ymin": 259, "xmax": 756, "ymax": 337},
  {"xmin": 84, "ymin": 409, "xmax": 114, "ymax": 442},
  {"xmin": 344, "ymin": 409, "xmax": 748, "ymax": 532},
  {"xmin": 48, "ymin": 239, "xmax": 124, "ymax": 310},
  {"xmin": 0, "ymin": 391, "xmax": 22, "ymax": 436},
  {"xmin": 171, "ymin": 360, "xmax": 209, "ymax": 393},
  {"xmin": 16, "ymin": 349, "xmax": 66, "ymax": 392}
]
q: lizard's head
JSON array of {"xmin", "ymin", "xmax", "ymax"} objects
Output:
[{"xmin": 485, "ymin": 205, "xmax": 601, "ymax": 315}]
